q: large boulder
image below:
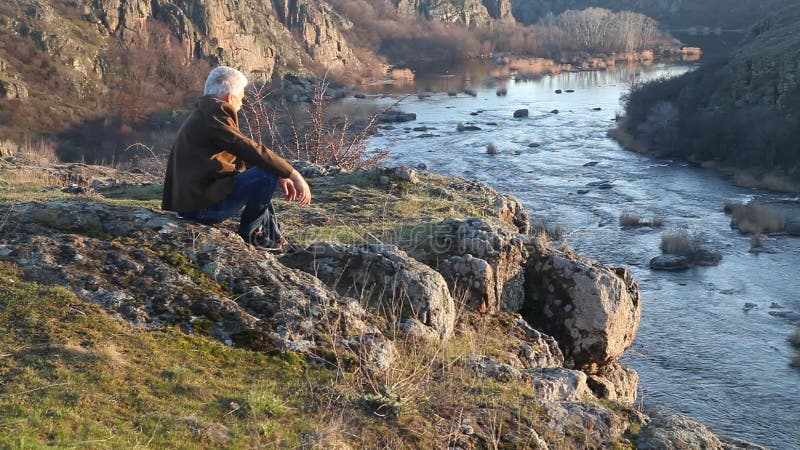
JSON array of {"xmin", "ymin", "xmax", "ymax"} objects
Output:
[
  {"xmin": 279, "ymin": 242, "xmax": 456, "ymax": 340},
  {"xmin": 637, "ymin": 413, "xmax": 725, "ymax": 450},
  {"xmin": 427, "ymin": 217, "xmax": 529, "ymax": 313},
  {"xmin": 524, "ymin": 250, "xmax": 642, "ymax": 371}
]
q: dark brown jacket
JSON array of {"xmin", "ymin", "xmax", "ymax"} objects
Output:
[{"xmin": 162, "ymin": 96, "xmax": 294, "ymax": 213}]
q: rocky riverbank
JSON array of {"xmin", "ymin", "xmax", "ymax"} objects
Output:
[{"xmin": 0, "ymin": 161, "xmax": 762, "ymax": 448}]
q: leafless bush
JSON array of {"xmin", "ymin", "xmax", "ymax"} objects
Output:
[
  {"xmin": 750, "ymin": 233, "xmax": 764, "ymax": 249},
  {"xmin": 539, "ymin": 8, "xmax": 663, "ymax": 54},
  {"xmin": 620, "ymin": 211, "xmax": 664, "ymax": 227},
  {"xmin": 660, "ymin": 228, "xmax": 705, "ymax": 256},
  {"xmin": 242, "ymin": 80, "xmax": 388, "ymax": 170},
  {"xmin": 0, "ymin": 137, "xmax": 59, "ymax": 165},
  {"xmin": 122, "ymin": 142, "xmax": 166, "ymax": 181}
]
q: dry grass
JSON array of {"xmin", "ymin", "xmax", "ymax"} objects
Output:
[
  {"xmin": 0, "ymin": 137, "xmax": 59, "ymax": 165},
  {"xmin": 725, "ymin": 200, "xmax": 786, "ymax": 234},
  {"xmin": 660, "ymin": 228, "xmax": 705, "ymax": 256},
  {"xmin": 750, "ymin": 234, "xmax": 764, "ymax": 249},
  {"xmin": 619, "ymin": 211, "xmax": 664, "ymax": 227}
]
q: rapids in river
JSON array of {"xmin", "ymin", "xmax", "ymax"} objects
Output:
[{"xmin": 358, "ymin": 60, "xmax": 800, "ymax": 449}]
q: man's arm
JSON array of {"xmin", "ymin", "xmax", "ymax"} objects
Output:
[{"xmin": 208, "ymin": 111, "xmax": 294, "ymax": 178}]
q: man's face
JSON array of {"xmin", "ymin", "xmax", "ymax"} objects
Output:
[{"xmin": 228, "ymin": 87, "xmax": 245, "ymax": 113}]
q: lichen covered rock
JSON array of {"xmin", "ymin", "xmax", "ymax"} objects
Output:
[{"xmin": 524, "ymin": 250, "xmax": 642, "ymax": 372}]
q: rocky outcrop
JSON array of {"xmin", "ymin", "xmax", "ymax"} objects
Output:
[
  {"xmin": 0, "ymin": 78, "xmax": 29, "ymax": 99},
  {"xmin": 279, "ymin": 241, "xmax": 456, "ymax": 340},
  {"xmin": 426, "ymin": 217, "xmax": 529, "ymax": 313},
  {"xmin": 481, "ymin": 0, "xmax": 514, "ymax": 21},
  {"xmin": 0, "ymin": 201, "xmax": 393, "ymax": 371},
  {"xmin": 586, "ymin": 361, "xmax": 639, "ymax": 406},
  {"xmin": 524, "ymin": 250, "xmax": 642, "ymax": 372},
  {"xmin": 637, "ymin": 413, "xmax": 726, "ymax": 450}
]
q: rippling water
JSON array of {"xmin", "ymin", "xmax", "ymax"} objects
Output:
[{"xmin": 362, "ymin": 61, "xmax": 800, "ymax": 449}]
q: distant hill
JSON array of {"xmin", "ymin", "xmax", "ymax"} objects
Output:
[
  {"xmin": 509, "ymin": 0, "xmax": 796, "ymax": 29},
  {"xmin": 615, "ymin": 5, "xmax": 800, "ymax": 191}
]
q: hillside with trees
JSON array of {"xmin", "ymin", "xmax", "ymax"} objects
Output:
[
  {"xmin": 509, "ymin": 0, "xmax": 797, "ymax": 29},
  {"xmin": 614, "ymin": 5, "xmax": 800, "ymax": 192}
]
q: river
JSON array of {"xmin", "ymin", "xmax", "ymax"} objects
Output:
[{"xmin": 357, "ymin": 60, "xmax": 800, "ymax": 449}]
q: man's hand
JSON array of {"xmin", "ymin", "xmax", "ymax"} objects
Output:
[
  {"xmin": 279, "ymin": 177, "xmax": 297, "ymax": 201},
  {"xmin": 287, "ymin": 170, "xmax": 312, "ymax": 206}
]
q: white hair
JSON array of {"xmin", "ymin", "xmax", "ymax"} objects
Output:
[{"xmin": 203, "ymin": 66, "xmax": 248, "ymax": 98}]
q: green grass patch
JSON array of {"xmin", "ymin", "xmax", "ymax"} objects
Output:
[{"xmin": 0, "ymin": 262, "xmax": 329, "ymax": 448}]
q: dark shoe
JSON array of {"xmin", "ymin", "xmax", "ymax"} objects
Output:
[{"xmin": 245, "ymin": 231, "xmax": 296, "ymax": 254}]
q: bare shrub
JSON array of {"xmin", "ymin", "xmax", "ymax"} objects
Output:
[
  {"xmin": 539, "ymin": 8, "xmax": 663, "ymax": 54},
  {"xmin": 660, "ymin": 228, "xmax": 705, "ymax": 256},
  {"xmin": 728, "ymin": 201, "xmax": 786, "ymax": 234},
  {"xmin": 750, "ymin": 234, "xmax": 764, "ymax": 249},
  {"xmin": 619, "ymin": 212, "xmax": 643, "ymax": 226},
  {"xmin": 242, "ymin": 80, "xmax": 388, "ymax": 170},
  {"xmin": 620, "ymin": 211, "xmax": 664, "ymax": 227},
  {"xmin": 0, "ymin": 137, "xmax": 58, "ymax": 165}
]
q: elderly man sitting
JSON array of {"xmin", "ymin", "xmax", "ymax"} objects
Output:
[{"xmin": 162, "ymin": 66, "xmax": 311, "ymax": 251}]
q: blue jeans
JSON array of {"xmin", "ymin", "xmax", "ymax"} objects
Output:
[{"xmin": 181, "ymin": 168, "xmax": 282, "ymax": 242}]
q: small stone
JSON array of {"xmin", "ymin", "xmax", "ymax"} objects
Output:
[
  {"xmin": 743, "ymin": 302, "xmax": 758, "ymax": 311},
  {"xmin": 770, "ymin": 302, "xmax": 783, "ymax": 309},
  {"xmin": 513, "ymin": 108, "xmax": 529, "ymax": 118},
  {"xmin": 460, "ymin": 424, "xmax": 474, "ymax": 435},
  {"xmin": 379, "ymin": 175, "xmax": 390, "ymax": 186}
]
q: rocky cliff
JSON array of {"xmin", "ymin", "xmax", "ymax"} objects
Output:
[{"xmin": 0, "ymin": 160, "xmax": 761, "ymax": 448}]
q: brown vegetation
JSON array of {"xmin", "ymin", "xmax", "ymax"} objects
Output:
[
  {"xmin": 660, "ymin": 228, "xmax": 705, "ymax": 256},
  {"xmin": 619, "ymin": 211, "xmax": 664, "ymax": 227},
  {"xmin": 539, "ymin": 8, "xmax": 664, "ymax": 54},
  {"xmin": 724, "ymin": 201, "xmax": 786, "ymax": 234},
  {"xmin": 242, "ymin": 81, "xmax": 388, "ymax": 170}
]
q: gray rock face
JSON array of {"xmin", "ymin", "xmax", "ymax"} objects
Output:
[
  {"xmin": 0, "ymin": 78, "xmax": 29, "ymax": 99},
  {"xmin": 525, "ymin": 251, "xmax": 642, "ymax": 371},
  {"xmin": 586, "ymin": 361, "xmax": 638, "ymax": 406},
  {"xmin": 541, "ymin": 400, "xmax": 630, "ymax": 447},
  {"xmin": 430, "ymin": 217, "xmax": 529, "ymax": 313},
  {"xmin": 279, "ymin": 242, "xmax": 456, "ymax": 340},
  {"xmin": 530, "ymin": 368, "xmax": 592, "ymax": 402},
  {"xmin": 637, "ymin": 413, "xmax": 725, "ymax": 450},
  {"xmin": 513, "ymin": 317, "xmax": 565, "ymax": 368},
  {"xmin": 495, "ymin": 194, "xmax": 531, "ymax": 234},
  {"xmin": 467, "ymin": 354, "xmax": 526, "ymax": 381},
  {"xmin": 91, "ymin": 0, "xmax": 364, "ymax": 79},
  {"xmin": 0, "ymin": 201, "xmax": 388, "ymax": 365}
]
